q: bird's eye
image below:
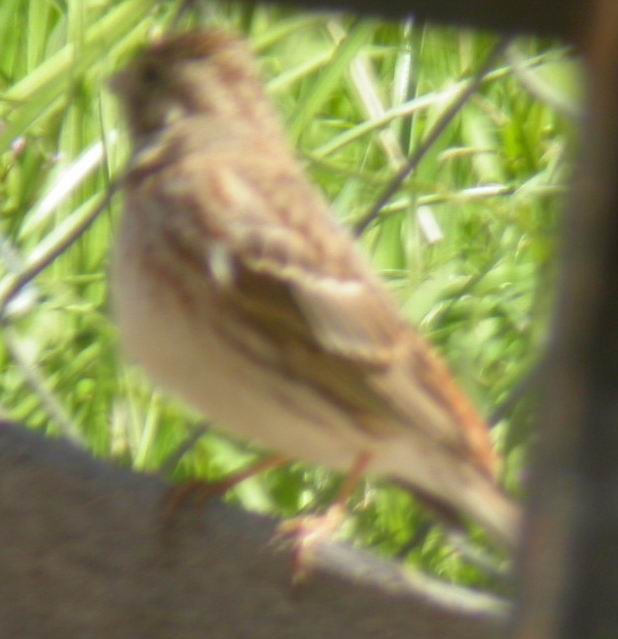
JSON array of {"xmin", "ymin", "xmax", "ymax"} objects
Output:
[{"xmin": 141, "ymin": 62, "xmax": 162, "ymax": 86}]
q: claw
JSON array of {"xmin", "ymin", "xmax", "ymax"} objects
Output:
[{"xmin": 276, "ymin": 504, "xmax": 347, "ymax": 583}]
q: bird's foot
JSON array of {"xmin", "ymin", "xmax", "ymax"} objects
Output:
[{"xmin": 276, "ymin": 504, "xmax": 347, "ymax": 584}]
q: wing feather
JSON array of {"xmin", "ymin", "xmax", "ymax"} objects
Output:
[{"xmin": 146, "ymin": 129, "xmax": 495, "ymax": 471}]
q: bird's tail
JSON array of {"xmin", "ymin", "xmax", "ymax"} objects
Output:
[
  {"xmin": 399, "ymin": 471, "xmax": 521, "ymax": 551},
  {"xmin": 462, "ymin": 474, "xmax": 521, "ymax": 550}
]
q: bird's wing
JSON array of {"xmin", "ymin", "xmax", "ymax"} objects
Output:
[
  {"xmin": 196, "ymin": 153, "xmax": 408, "ymax": 364},
  {"xmin": 152, "ymin": 142, "xmax": 495, "ymax": 470}
]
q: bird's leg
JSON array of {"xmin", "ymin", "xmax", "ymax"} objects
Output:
[
  {"xmin": 278, "ymin": 451, "xmax": 373, "ymax": 583},
  {"xmin": 163, "ymin": 453, "xmax": 288, "ymax": 518}
]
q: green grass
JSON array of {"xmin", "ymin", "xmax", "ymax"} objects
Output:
[{"xmin": 0, "ymin": 0, "xmax": 578, "ymax": 587}]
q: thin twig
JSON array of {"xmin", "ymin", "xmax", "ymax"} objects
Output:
[
  {"xmin": 0, "ymin": 178, "xmax": 121, "ymax": 320},
  {"xmin": 3, "ymin": 326, "xmax": 84, "ymax": 444},
  {"xmin": 354, "ymin": 37, "xmax": 513, "ymax": 235},
  {"xmin": 160, "ymin": 422, "xmax": 210, "ymax": 476}
]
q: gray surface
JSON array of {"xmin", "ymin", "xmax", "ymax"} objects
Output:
[{"xmin": 0, "ymin": 422, "xmax": 507, "ymax": 638}]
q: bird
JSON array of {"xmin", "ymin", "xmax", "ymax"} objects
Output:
[{"xmin": 110, "ymin": 29, "xmax": 521, "ymax": 551}]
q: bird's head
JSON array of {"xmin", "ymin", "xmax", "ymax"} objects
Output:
[{"xmin": 111, "ymin": 30, "xmax": 261, "ymax": 138}]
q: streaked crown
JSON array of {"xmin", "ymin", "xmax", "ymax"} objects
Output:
[{"xmin": 111, "ymin": 30, "xmax": 268, "ymax": 138}]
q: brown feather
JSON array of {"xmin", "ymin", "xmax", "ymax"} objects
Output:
[{"xmin": 114, "ymin": 31, "xmax": 519, "ymax": 549}]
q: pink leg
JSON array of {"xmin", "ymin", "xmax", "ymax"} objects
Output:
[
  {"xmin": 163, "ymin": 453, "xmax": 288, "ymax": 518},
  {"xmin": 278, "ymin": 452, "xmax": 373, "ymax": 583}
]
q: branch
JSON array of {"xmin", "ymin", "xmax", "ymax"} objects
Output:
[
  {"xmin": 513, "ymin": 1, "xmax": 618, "ymax": 636},
  {"xmin": 247, "ymin": 0, "xmax": 586, "ymax": 40},
  {"xmin": 0, "ymin": 422, "xmax": 508, "ymax": 639}
]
